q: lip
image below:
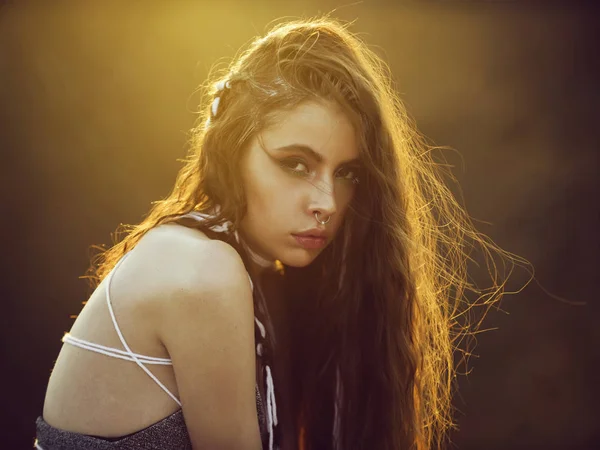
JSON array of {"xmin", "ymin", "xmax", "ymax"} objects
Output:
[
  {"xmin": 293, "ymin": 228, "xmax": 330, "ymax": 238},
  {"xmin": 292, "ymin": 234, "xmax": 327, "ymax": 249}
]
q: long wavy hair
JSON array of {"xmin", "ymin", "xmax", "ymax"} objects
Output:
[{"xmin": 88, "ymin": 16, "xmax": 529, "ymax": 450}]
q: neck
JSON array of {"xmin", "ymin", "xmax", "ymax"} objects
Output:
[
  {"xmin": 245, "ymin": 242, "xmax": 276, "ymax": 275},
  {"xmin": 234, "ymin": 230, "xmax": 276, "ymax": 277}
]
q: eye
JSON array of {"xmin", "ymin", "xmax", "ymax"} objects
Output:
[
  {"xmin": 280, "ymin": 158, "xmax": 310, "ymax": 176},
  {"xmin": 335, "ymin": 166, "xmax": 361, "ymax": 185}
]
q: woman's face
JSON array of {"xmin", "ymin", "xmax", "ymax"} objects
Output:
[{"xmin": 239, "ymin": 99, "xmax": 361, "ymax": 268}]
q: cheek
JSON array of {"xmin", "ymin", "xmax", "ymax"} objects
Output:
[
  {"xmin": 331, "ymin": 187, "xmax": 357, "ymax": 227},
  {"xmin": 336, "ymin": 186, "xmax": 357, "ymax": 212},
  {"xmin": 243, "ymin": 164, "xmax": 289, "ymax": 220},
  {"xmin": 242, "ymin": 152, "xmax": 270, "ymax": 205}
]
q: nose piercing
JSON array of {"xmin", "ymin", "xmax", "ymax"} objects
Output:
[{"xmin": 314, "ymin": 211, "xmax": 331, "ymax": 225}]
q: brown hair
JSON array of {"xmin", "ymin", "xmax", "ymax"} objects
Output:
[{"xmin": 88, "ymin": 16, "xmax": 530, "ymax": 450}]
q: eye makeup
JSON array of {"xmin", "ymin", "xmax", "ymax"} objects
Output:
[{"xmin": 261, "ymin": 144, "xmax": 363, "ymax": 184}]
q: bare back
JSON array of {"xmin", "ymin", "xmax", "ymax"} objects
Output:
[
  {"xmin": 43, "ymin": 260, "xmax": 178, "ymax": 435},
  {"xmin": 42, "ymin": 223, "xmax": 263, "ymax": 448}
]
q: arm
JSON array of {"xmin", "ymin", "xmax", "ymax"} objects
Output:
[{"xmin": 138, "ymin": 227, "xmax": 262, "ymax": 450}]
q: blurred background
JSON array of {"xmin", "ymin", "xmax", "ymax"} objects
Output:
[{"xmin": 1, "ymin": 1, "xmax": 598, "ymax": 448}]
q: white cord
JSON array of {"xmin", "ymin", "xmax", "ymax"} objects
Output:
[
  {"xmin": 62, "ymin": 334, "xmax": 172, "ymax": 365},
  {"xmin": 265, "ymin": 365, "xmax": 278, "ymax": 450},
  {"xmin": 255, "ymin": 317, "xmax": 277, "ymax": 449},
  {"xmin": 104, "ymin": 254, "xmax": 182, "ymax": 407}
]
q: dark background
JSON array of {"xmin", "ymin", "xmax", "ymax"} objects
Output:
[{"xmin": 1, "ymin": 1, "xmax": 598, "ymax": 449}]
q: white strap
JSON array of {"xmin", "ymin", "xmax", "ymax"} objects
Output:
[
  {"xmin": 33, "ymin": 439, "xmax": 44, "ymax": 450},
  {"xmin": 265, "ymin": 364, "xmax": 278, "ymax": 450},
  {"xmin": 104, "ymin": 253, "xmax": 182, "ymax": 407},
  {"xmin": 254, "ymin": 317, "xmax": 266, "ymax": 338},
  {"xmin": 247, "ymin": 273, "xmax": 254, "ymax": 292},
  {"xmin": 254, "ymin": 315, "xmax": 278, "ymax": 450},
  {"xmin": 62, "ymin": 334, "xmax": 172, "ymax": 365},
  {"xmin": 181, "ymin": 211, "xmax": 232, "ymax": 233}
]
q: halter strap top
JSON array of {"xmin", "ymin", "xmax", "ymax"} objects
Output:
[{"xmin": 35, "ymin": 211, "xmax": 279, "ymax": 450}]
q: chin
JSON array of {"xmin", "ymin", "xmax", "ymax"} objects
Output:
[{"xmin": 278, "ymin": 248, "xmax": 321, "ymax": 268}]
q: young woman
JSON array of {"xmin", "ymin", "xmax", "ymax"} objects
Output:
[{"xmin": 36, "ymin": 17, "xmax": 520, "ymax": 450}]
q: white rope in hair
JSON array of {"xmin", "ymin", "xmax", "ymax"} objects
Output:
[{"xmin": 210, "ymin": 79, "xmax": 231, "ymax": 118}]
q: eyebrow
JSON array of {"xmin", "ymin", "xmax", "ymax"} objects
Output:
[{"xmin": 274, "ymin": 144, "xmax": 361, "ymax": 167}]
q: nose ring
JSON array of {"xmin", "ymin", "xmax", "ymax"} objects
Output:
[{"xmin": 314, "ymin": 211, "xmax": 331, "ymax": 225}]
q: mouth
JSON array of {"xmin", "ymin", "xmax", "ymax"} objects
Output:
[{"xmin": 291, "ymin": 234, "xmax": 327, "ymax": 250}]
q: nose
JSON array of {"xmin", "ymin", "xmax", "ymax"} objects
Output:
[{"xmin": 308, "ymin": 178, "xmax": 337, "ymax": 218}]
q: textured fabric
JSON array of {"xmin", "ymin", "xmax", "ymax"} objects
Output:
[
  {"xmin": 35, "ymin": 410, "xmax": 190, "ymax": 450},
  {"xmin": 36, "ymin": 383, "xmax": 268, "ymax": 449}
]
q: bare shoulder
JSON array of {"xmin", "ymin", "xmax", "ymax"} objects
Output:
[
  {"xmin": 126, "ymin": 223, "xmax": 261, "ymax": 448},
  {"xmin": 109, "ymin": 222, "xmax": 255, "ymax": 353},
  {"xmin": 137, "ymin": 223, "xmax": 246, "ymax": 281},
  {"xmin": 118, "ymin": 223, "xmax": 250, "ymax": 304},
  {"xmin": 130, "ymin": 222, "xmax": 254, "ymax": 324}
]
